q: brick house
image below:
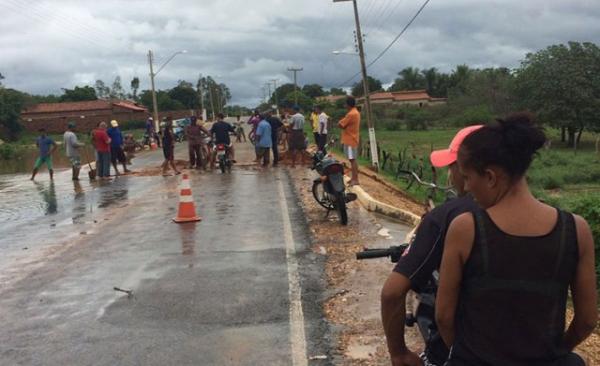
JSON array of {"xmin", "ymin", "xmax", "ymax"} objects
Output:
[
  {"xmin": 358, "ymin": 90, "xmax": 447, "ymax": 107},
  {"xmin": 20, "ymin": 99, "xmax": 149, "ymax": 133}
]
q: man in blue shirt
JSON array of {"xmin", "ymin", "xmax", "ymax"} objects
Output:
[
  {"xmin": 30, "ymin": 128, "xmax": 57, "ymax": 181},
  {"xmin": 255, "ymin": 115, "xmax": 272, "ymax": 167},
  {"xmin": 107, "ymin": 120, "xmax": 130, "ymax": 175}
]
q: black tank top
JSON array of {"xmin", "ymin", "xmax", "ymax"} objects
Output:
[{"xmin": 450, "ymin": 208, "xmax": 578, "ymax": 366}]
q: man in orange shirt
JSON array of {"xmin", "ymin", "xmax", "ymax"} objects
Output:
[{"xmin": 338, "ymin": 96, "xmax": 360, "ymax": 185}]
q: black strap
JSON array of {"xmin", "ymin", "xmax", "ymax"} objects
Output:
[
  {"xmin": 472, "ymin": 209, "xmax": 490, "ymax": 277},
  {"xmin": 463, "ymin": 277, "xmax": 564, "ymax": 297},
  {"xmin": 553, "ymin": 209, "xmax": 568, "ymax": 279}
]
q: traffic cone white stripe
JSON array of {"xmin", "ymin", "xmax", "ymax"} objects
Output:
[
  {"xmin": 179, "ymin": 195, "xmax": 195, "ymax": 203},
  {"xmin": 181, "ymin": 179, "xmax": 191, "ymax": 190}
]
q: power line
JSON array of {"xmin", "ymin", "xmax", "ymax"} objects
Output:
[{"xmin": 335, "ymin": 0, "xmax": 431, "ymax": 87}]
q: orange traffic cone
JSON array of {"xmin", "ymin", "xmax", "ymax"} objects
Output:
[{"xmin": 173, "ymin": 174, "xmax": 202, "ymax": 223}]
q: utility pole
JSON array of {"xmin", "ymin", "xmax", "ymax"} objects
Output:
[
  {"xmin": 197, "ymin": 74, "xmax": 204, "ymax": 120},
  {"xmin": 287, "ymin": 67, "xmax": 303, "ymax": 105},
  {"xmin": 270, "ymin": 79, "xmax": 280, "ymax": 115},
  {"xmin": 148, "ymin": 50, "xmax": 160, "ymax": 132},
  {"xmin": 333, "ymin": 0, "xmax": 379, "ymax": 169},
  {"xmin": 264, "ymin": 82, "xmax": 272, "ymax": 102}
]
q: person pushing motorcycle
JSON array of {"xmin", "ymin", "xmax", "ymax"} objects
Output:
[
  {"xmin": 209, "ymin": 113, "xmax": 237, "ymax": 169},
  {"xmin": 380, "ymin": 125, "xmax": 482, "ymax": 366}
]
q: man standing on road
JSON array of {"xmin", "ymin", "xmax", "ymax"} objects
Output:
[
  {"xmin": 380, "ymin": 125, "xmax": 482, "ymax": 366},
  {"xmin": 234, "ymin": 115, "xmax": 246, "ymax": 143},
  {"xmin": 146, "ymin": 116, "xmax": 160, "ymax": 147},
  {"xmin": 288, "ymin": 106, "xmax": 306, "ymax": 168},
  {"xmin": 63, "ymin": 122, "xmax": 85, "ymax": 181},
  {"xmin": 338, "ymin": 97, "xmax": 360, "ymax": 186},
  {"xmin": 266, "ymin": 110, "xmax": 283, "ymax": 166},
  {"xmin": 92, "ymin": 122, "xmax": 112, "ymax": 180},
  {"xmin": 311, "ymin": 107, "xmax": 320, "ymax": 145},
  {"xmin": 209, "ymin": 113, "xmax": 237, "ymax": 168},
  {"xmin": 255, "ymin": 115, "xmax": 272, "ymax": 167},
  {"xmin": 30, "ymin": 128, "xmax": 57, "ymax": 181},
  {"xmin": 315, "ymin": 105, "xmax": 328, "ymax": 153},
  {"xmin": 186, "ymin": 116, "xmax": 210, "ymax": 169},
  {"xmin": 107, "ymin": 120, "xmax": 130, "ymax": 176}
]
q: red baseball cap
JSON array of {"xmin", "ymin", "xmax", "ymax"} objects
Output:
[{"xmin": 430, "ymin": 125, "xmax": 484, "ymax": 167}]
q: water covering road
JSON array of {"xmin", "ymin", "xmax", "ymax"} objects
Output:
[{"xmin": 0, "ymin": 139, "xmax": 332, "ymax": 365}]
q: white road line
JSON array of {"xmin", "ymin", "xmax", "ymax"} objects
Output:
[{"xmin": 277, "ymin": 173, "xmax": 308, "ymax": 366}]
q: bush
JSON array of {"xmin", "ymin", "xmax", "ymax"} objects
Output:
[
  {"xmin": 121, "ymin": 120, "xmax": 146, "ymax": 130},
  {"xmin": 450, "ymin": 105, "xmax": 493, "ymax": 127},
  {"xmin": 405, "ymin": 107, "xmax": 430, "ymax": 130},
  {"xmin": 380, "ymin": 119, "xmax": 402, "ymax": 131}
]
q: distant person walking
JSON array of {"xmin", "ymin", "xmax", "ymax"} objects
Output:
[
  {"xmin": 107, "ymin": 120, "xmax": 130, "ymax": 175},
  {"xmin": 30, "ymin": 128, "xmax": 57, "ymax": 181},
  {"xmin": 288, "ymin": 106, "xmax": 306, "ymax": 168},
  {"xmin": 161, "ymin": 122, "xmax": 181, "ymax": 176},
  {"xmin": 255, "ymin": 115, "xmax": 273, "ymax": 167},
  {"xmin": 311, "ymin": 107, "xmax": 320, "ymax": 145},
  {"xmin": 315, "ymin": 105, "xmax": 328, "ymax": 153},
  {"xmin": 92, "ymin": 122, "xmax": 112, "ymax": 180},
  {"xmin": 186, "ymin": 116, "xmax": 210, "ymax": 169},
  {"xmin": 247, "ymin": 110, "xmax": 261, "ymax": 143},
  {"xmin": 338, "ymin": 96, "xmax": 361, "ymax": 185},
  {"xmin": 266, "ymin": 110, "xmax": 283, "ymax": 166},
  {"xmin": 145, "ymin": 116, "xmax": 160, "ymax": 147},
  {"xmin": 63, "ymin": 122, "xmax": 85, "ymax": 181},
  {"xmin": 234, "ymin": 115, "xmax": 247, "ymax": 142}
]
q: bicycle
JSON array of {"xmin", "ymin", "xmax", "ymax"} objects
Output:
[{"xmin": 397, "ymin": 169, "xmax": 456, "ymax": 211}]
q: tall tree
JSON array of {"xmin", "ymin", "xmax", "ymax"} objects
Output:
[
  {"xmin": 0, "ymin": 78, "xmax": 25, "ymax": 140},
  {"xmin": 0, "ymin": 72, "xmax": 4, "ymax": 87},
  {"xmin": 59, "ymin": 86, "xmax": 97, "ymax": 102},
  {"xmin": 94, "ymin": 80, "xmax": 110, "ymax": 99},
  {"xmin": 130, "ymin": 77, "xmax": 140, "ymax": 102},
  {"xmin": 389, "ymin": 67, "xmax": 425, "ymax": 91},
  {"xmin": 515, "ymin": 41, "xmax": 600, "ymax": 148},
  {"xmin": 302, "ymin": 84, "xmax": 325, "ymax": 99},
  {"xmin": 329, "ymin": 87, "xmax": 347, "ymax": 96},
  {"xmin": 110, "ymin": 76, "xmax": 126, "ymax": 99},
  {"xmin": 169, "ymin": 80, "xmax": 198, "ymax": 109},
  {"xmin": 351, "ymin": 76, "xmax": 383, "ymax": 97}
]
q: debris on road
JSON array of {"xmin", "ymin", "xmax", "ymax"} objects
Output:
[{"xmin": 113, "ymin": 287, "xmax": 134, "ymax": 297}]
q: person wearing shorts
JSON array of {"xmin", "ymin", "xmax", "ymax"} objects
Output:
[
  {"xmin": 288, "ymin": 106, "xmax": 306, "ymax": 168},
  {"xmin": 30, "ymin": 128, "xmax": 57, "ymax": 181},
  {"xmin": 255, "ymin": 116, "xmax": 272, "ymax": 167},
  {"xmin": 63, "ymin": 121, "xmax": 85, "ymax": 180},
  {"xmin": 107, "ymin": 120, "xmax": 130, "ymax": 175},
  {"xmin": 338, "ymin": 96, "xmax": 361, "ymax": 185}
]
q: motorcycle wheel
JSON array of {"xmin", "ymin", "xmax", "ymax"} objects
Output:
[
  {"xmin": 219, "ymin": 159, "xmax": 226, "ymax": 173},
  {"xmin": 312, "ymin": 181, "xmax": 335, "ymax": 210},
  {"xmin": 335, "ymin": 192, "xmax": 348, "ymax": 225},
  {"xmin": 226, "ymin": 160, "xmax": 232, "ymax": 173}
]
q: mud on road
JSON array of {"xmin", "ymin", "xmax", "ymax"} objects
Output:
[{"xmin": 287, "ymin": 167, "xmax": 424, "ymax": 365}]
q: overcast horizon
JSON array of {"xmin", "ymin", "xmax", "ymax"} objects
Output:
[{"xmin": 1, "ymin": 0, "xmax": 599, "ymax": 107}]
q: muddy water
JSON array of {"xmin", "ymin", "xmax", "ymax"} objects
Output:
[{"xmin": 0, "ymin": 145, "xmax": 96, "ymax": 175}]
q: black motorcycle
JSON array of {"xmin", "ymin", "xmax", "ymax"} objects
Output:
[
  {"xmin": 356, "ymin": 245, "xmax": 448, "ymax": 366},
  {"xmin": 311, "ymin": 142, "xmax": 357, "ymax": 225}
]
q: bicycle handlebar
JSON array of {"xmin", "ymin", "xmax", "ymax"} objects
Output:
[
  {"xmin": 397, "ymin": 169, "xmax": 454, "ymax": 192},
  {"xmin": 356, "ymin": 245, "xmax": 408, "ymax": 263}
]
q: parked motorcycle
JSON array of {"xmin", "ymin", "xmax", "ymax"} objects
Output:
[
  {"xmin": 215, "ymin": 143, "xmax": 232, "ymax": 173},
  {"xmin": 356, "ymin": 245, "xmax": 448, "ymax": 366},
  {"xmin": 311, "ymin": 141, "xmax": 357, "ymax": 225}
]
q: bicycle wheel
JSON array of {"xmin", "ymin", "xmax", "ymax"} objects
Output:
[{"xmin": 312, "ymin": 181, "xmax": 335, "ymax": 210}]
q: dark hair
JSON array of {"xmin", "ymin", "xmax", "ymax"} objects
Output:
[
  {"xmin": 190, "ymin": 116, "xmax": 197, "ymax": 123},
  {"xmin": 217, "ymin": 113, "xmax": 225, "ymax": 120},
  {"xmin": 346, "ymin": 96, "xmax": 356, "ymax": 107},
  {"xmin": 458, "ymin": 112, "xmax": 546, "ymax": 179}
]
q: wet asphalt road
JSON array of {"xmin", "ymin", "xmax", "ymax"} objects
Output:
[{"xmin": 0, "ymin": 139, "xmax": 332, "ymax": 365}]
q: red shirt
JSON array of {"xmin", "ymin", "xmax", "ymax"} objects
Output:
[{"xmin": 92, "ymin": 129, "xmax": 111, "ymax": 152}]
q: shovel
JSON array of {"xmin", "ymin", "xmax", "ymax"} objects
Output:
[{"xmin": 84, "ymin": 149, "xmax": 96, "ymax": 180}]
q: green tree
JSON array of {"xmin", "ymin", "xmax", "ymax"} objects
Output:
[
  {"xmin": 169, "ymin": 80, "xmax": 198, "ymax": 109},
  {"xmin": 280, "ymin": 90, "xmax": 314, "ymax": 111},
  {"xmin": 94, "ymin": 80, "xmax": 110, "ymax": 99},
  {"xmin": 269, "ymin": 83, "xmax": 297, "ymax": 106},
  {"xmin": 130, "ymin": 77, "xmax": 140, "ymax": 102},
  {"xmin": 389, "ymin": 67, "xmax": 425, "ymax": 91},
  {"xmin": 60, "ymin": 86, "xmax": 97, "ymax": 102},
  {"xmin": 329, "ymin": 87, "xmax": 347, "ymax": 96},
  {"xmin": 110, "ymin": 76, "xmax": 126, "ymax": 99},
  {"xmin": 302, "ymin": 84, "xmax": 325, "ymax": 99},
  {"xmin": 0, "ymin": 86, "xmax": 25, "ymax": 140},
  {"xmin": 515, "ymin": 42, "xmax": 600, "ymax": 148},
  {"xmin": 351, "ymin": 76, "xmax": 383, "ymax": 97}
]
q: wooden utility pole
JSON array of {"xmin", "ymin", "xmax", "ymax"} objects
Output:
[{"xmin": 333, "ymin": 0, "xmax": 379, "ymax": 169}]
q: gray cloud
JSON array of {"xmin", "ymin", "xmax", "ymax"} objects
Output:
[{"xmin": 1, "ymin": 0, "xmax": 599, "ymax": 107}]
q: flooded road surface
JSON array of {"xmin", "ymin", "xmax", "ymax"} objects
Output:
[
  {"xmin": 0, "ymin": 140, "xmax": 330, "ymax": 365},
  {"xmin": 0, "ymin": 144, "xmax": 97, "ymax": 175}
]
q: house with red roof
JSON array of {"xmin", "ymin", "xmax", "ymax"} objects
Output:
[
  {"xmin": 357, "ymin": 89, "xmax": 447, "ymax": 107},
  {"xmin": 21, "ymin": 99, "xmax": 149, "ymax": 133}
]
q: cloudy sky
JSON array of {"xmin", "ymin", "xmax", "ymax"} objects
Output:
[{"xmin": 1, "ymin": 0, "xmax": 599, "ymax": 107}]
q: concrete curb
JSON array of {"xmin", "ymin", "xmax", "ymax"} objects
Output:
[{"xmin": 345, "ymin": 176, "xmax": 422, "ymax": 227}]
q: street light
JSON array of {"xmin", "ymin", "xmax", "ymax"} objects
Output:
[
  {"xmin": 332, "ymin": 50, "xmax": 359, "ymax": 56},
  {"xmin": 148, "ymin": 50, "xmax": 187, "ymax": 131}
]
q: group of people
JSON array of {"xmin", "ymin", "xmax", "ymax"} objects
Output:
[
  {"xmin": 30, "ymin": 119, "xmax": 134, "ymax": 181},
  {"xmin": 381, "ymin": 113, "xmax": 597, "ymax": 366}
]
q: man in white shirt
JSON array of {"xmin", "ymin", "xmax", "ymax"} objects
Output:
[
  {"xmin": 315, "ymin": 105, "xmax": 328, "ymax": 153},
  {"xmin": 63, "ymin": 122, "xmax": 85, "ymax": 180}
]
